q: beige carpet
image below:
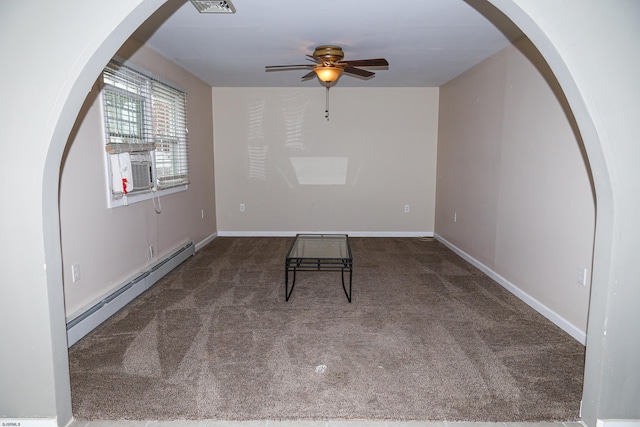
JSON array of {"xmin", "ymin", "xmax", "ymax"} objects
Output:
[{"xmin": 69, "ymin": 237, "xmax": 585, "ymax": 421}]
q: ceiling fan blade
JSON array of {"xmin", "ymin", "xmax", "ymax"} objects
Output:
[
  {"xmin": 343, "ymin": 67, "xmax": 375, "ymax": 79},
  {"xmin": 301, "ymin": 71, "xmax": 316, "ymax": 81},
  {"xmin": 265, "ymin": 64, "xmax": 314, "ymax": 70},
  {"xmin": 306, "ymin": 55, "xmax": 321, "ymax": 63},
  {"xmin": 338, "ymin": 58, "xmax": 389, "ymax": 67}
]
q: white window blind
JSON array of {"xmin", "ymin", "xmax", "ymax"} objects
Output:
[
  {"xmin": 101, "ymin": 60, "xmax": 189, "ymax": 202},
  {"xmin": 151, "ymin": 81, "xmax": 189, "ymax": 190},
  {"xmin": 102, "ymin": 63, "xmax": 153, "ymax": 151}
]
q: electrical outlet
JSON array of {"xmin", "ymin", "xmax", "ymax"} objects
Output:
[
  {"xmin": 149, "ymin": 246, "xmax": 154, "ymax": 259},
  {"xmin": 240, "ymin": 203, "xmax": 245, "ymax": 212},
  {"xmin": 71, "ymin": 264, "xmax": 80, "ymax": 283},
  {"xmin": 404, "ymin": 204, "xmax": 410, "ymax": 213},
  {"xmin": 201, "ymin": 209, "xmax": 205, "ymax": 219},
  {"xmin": 453, "ymin": 212, "xmax": 457, "ymax": 223}
]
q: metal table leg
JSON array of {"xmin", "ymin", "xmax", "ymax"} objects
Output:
[{"xmin": 285, "ymin": 264, "xmax": 297, "ymax": 301}]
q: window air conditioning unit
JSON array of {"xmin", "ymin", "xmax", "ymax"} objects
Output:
[{"xmin": 129, "ymin": 152, "xmax": 154, "ymax": 191}]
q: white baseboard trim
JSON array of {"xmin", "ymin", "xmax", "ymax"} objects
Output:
[
  {"xmin": 435, "ymin": 233, "xmax": 586, "ymax": 345},
  {"xmin": 0, "ymin": 419, "xmax": 58, "ymax": 427},
  {"xmin": 597, "ymin": 420, "xmax": 640, "ymax": 427},
  {"xmin": 217, "ymin": 231, "xmax": 434, "ymax": 238},
  {"xmin": 196, "ymin": 231, "xmax": 218, "ymax": 251},
  {"xmin": 66, "ymin": 241, "xmax": 195, "ymax": 347}
]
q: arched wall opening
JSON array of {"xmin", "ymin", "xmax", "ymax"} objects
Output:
[
  {"xmin": 1, "ymin": 1, "xmax": 636, "ymax": 426},
  {"xmin": 37, "ymin": 1, "xmax": 616, "ymax": 424},
  {"xmin": 35, "ymin": 0, "xmax": 624, "ymax": 424}
]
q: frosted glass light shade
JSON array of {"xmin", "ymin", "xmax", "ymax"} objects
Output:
[{"xmin": 314, "ymin": 67, "xmax": 343, "ymax": 83}]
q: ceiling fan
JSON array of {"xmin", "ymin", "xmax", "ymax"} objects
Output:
[{"xmin": 265, "ymin": 45, "xmax": 389, "ymax": 87}]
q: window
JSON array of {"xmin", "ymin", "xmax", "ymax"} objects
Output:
[{"xmin": 101, "ymin": 60, "xmax": 189, "ymax": 207}]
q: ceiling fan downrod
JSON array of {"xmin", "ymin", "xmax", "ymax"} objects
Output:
[{"xmin": 325, "ymin": 86, "xmax": 330, "ymax": 121}]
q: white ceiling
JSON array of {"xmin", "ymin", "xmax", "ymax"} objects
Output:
[{"xmin": 133, "ymin": 0, "xmax": 523, "ymax": 88}]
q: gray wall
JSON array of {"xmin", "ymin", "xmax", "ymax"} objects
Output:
[
  {"xmin": 491, "ymin": 1, "xmax": 640, "ymax": 425},
  {"xmin": 213, "ymin": 87, "xmax": 439, "ymax": 235},
  {"xmin": 435, "ymin": 37, "xmax": 594, "ymax": 341},
  {"xmin": 60, "ymin": 38, "xmax": 216, "ymax": 320}
]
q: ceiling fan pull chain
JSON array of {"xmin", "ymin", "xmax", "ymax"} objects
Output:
[{"xmin": 325, "ymin": 86, "xmax": 330, "ymax": 121}]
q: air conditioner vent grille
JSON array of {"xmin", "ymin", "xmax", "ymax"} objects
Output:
[{"xmin": 189, "ymin": 0, "xmax": 236, "ymax": 13}]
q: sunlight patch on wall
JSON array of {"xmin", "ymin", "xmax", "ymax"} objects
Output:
[
  {"xmin": 248, "ymin": 145, "xmax": 268, "ymax": 181},
  {"xmin": 247, "ymin": 100, "xmax": 267, "ymax": 180},
  {"xmin": 281, "ymin": 92, "xmax": 307, "ymax": 150},
  {"xmin": 248, "ymin": 100, "xmax": 265, "ymax": 142},
  {"xmin": 290, "ymin": 157, "xmax": 348, "ymax": 185}
]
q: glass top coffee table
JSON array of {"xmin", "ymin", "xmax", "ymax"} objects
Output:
[{"xmin": 285, "ymin": 234, "xmax": 353, "ymax": 302}]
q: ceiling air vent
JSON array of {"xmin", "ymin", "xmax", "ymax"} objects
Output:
[{"xmin": 189, "ymin": 0, "xmax": 236, "ymax": 13}]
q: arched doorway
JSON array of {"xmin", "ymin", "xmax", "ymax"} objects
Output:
[{"xmin": 1, "ymin": 1, "xmax": 638, "ymax": 426}]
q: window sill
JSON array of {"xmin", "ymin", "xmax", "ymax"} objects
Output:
[{"xmin": 107, "ymin": 185, "xmax": 187, "ymax": 209}]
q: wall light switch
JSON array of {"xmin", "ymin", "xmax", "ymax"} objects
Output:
[
  {"xmin": 578, "ymin": 266, "xmax": 588, "ymax": 286},
  {"xmin": 71, "ymin": 264, "xmax": 80, "ymax": 283}
]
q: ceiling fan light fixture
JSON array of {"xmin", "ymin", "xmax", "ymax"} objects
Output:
[
  {"xmin": 314, "ymin": 66, "xmax": 343, "ymax": 83},
  {"xmin": 189, "ymin": 0, "xmax": 236, "ymax": 13}
]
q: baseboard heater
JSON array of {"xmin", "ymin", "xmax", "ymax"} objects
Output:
[{"xmin": 66, "ymin": 241, "xmax": 195, "ymax": 347}]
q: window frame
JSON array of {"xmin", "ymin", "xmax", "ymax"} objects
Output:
[{"xmin": 100, "ymin": 58, "xmax": 190, "ymax": 208}]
